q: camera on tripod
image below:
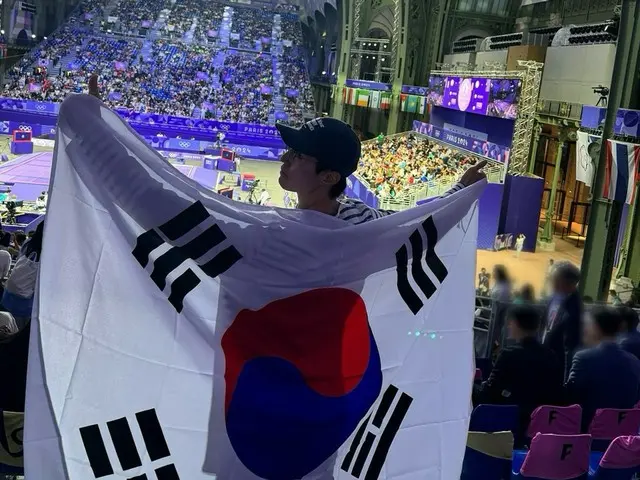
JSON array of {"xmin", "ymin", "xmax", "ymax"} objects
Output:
[
  {"xmin": 5, "ymin": 201, "xmax": 16, "ymax": 225},
  {"xmin": 593, "ymin": 85, "xmax": 610, "ymax": 106}
]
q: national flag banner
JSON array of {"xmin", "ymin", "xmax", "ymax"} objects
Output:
[
  {"xmin": 400, "ymin": 94, "xmax": 408, "ymax": 112},
  {"xmin": 418, "ymin": 96, "xmax": 427, "ymax": 115},
  {"xmin": 380, "ymin": 92, "xmax": 391, "ymax": 110},
  {"xmin": 603, "ymin": 139, "xmax": 640, "ymax": 204},
  {"xmin": 342, "ymin": 87, "xmax": 356, "ymax": 105},
  {"xmin": 406, "ymin": 95, "xmax": 419, "ymax": 113},
  {"xmin": 25, "ymin": 94, "xmax": 482, "ymax": 480},
  {"xmin": 575, "ymin": 131, "xmax": 599, "ymax": 188},
  {"xmin": 356, "ymin": 89, "xmax": 370, "ymax": 107},
  {"xmin": 349, "ymin": 87, "xmax": 358, "ymax": 106},
  {"xmin": 370, "ymin": 90, "xmax": 381, "ymax": 109}
]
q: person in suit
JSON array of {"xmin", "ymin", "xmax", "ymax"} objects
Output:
[
  {"xmin": 473, "ymin": 305, "xmax": 564, "ymax": 438},
  {"xmin": 542, "ymin": 261, "xmax": 583, "ymax": 381},
  {"xmin": 618, "ymin": 306, "xmax": 640, "ymax": 361},
  {"xmin": 566, "ymin": 306, "xmax": 640, "ymax": 431}
]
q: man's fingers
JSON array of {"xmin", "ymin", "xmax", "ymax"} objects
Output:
[{"xmin": 474, "ymin": 159, "xmax": 488, "ymax": 170}]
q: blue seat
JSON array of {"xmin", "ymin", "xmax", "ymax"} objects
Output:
[
  {"xmin": 470, "ymin": 404, "xmax": 519, "ymax": 433},
  {"xmin": 462, "ymin": 431, "xmax": 513, "ymax": 480}
]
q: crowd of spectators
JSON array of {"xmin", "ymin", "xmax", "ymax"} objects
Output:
[
  {"xmin": 357, "ymin": 134, "xmax": 474, "ymax": 198},
  {"xmin": 214, "ymin": 52, "xmax": 273, "ymax": 124},
  {"xmin": 230, "ymin": 7, "xmax": 273, "ymax": 50},
  {"xmin": 1, "ymin": 0, "xmax": 315, "ymax": 125},
  {"xmin": 280, "ymin": 14, "xmax": 302, "ymax": 44},
  {"xmin": 193, "ymin": 2, "xmax": 225, "ymax": 43},
  {"xmin": 108, "ymin": 0, "xmax": 169, "ymax": 35}
]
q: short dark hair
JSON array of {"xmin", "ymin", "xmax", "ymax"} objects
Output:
[
  {"xmin": 316, "ymin": 164, "xmax": 347, "ymax": 199},
  {"xmin": 618, "ymin": 306, "xmax": 639, "ymax": 332},
  {"xmin": 553, "ymin": 261, "xmax": 580, "ymax": 285},
  {"xmin": 0, "ymin": 231, "xmax": 11, "ymax": 248},
  {"xmin": 493, "ymin": 264, "xmax": 509, "ymax": 283},
  {"xmin": 590, "ymin": 306, "xmax": 622, "ymax": 336},
  {"xmin": 507, "ymin": 305, "xmax": 540, "ymax": 332}
]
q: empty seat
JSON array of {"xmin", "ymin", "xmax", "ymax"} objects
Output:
[
  {"xmin": 474, "ymin": 368, "xmax": 483, "ymax": 382},
  {"xmin": 527, "ymin": 405, "xmax": 582, "ymax": 438},
  {"xmin": 589, "ymin": 409, "xmax": 640, "ymax": 440},
  {"xmin": 469, "ymin": 404, "xmax": 518, "ymax": 434},
  {"xmin": 461, "ymin": 430, "xmax": 513, "ymax": 480},
  {"xmin": 513, "ymin": 433, "xmax": 591, "ymax": 479},
  {"xmin": 591, "ymin": 435, "xmax": 640, "ymax": 479}
]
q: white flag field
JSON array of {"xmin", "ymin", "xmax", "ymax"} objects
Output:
[
  {"xmin": 25, "ymin": 94, "xmax": 483, "ymax": 480},
  {"xmin": 575, "ymin": 130, "xmax": 599, "ymax": 187}
]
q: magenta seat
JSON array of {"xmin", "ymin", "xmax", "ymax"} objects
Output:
[
  {"xmin": 589, "ymin": 409, "xmax": 640, "ymax": 440},
  {"xmin": 517, "ymin": 433, "xmax": 591, "ymax": 479},
  {"xmin": 475, "ymin": 368, "xmax": 483, "ymax": 381},
  {"xmin": 527, "ymin": 405, "xmax": 582, "ymax": 438},
  {"xmin": 592, "ymin": 435, "xmax": 640, "ymax": 479}
]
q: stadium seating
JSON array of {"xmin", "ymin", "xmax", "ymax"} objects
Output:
[
  {"xmin": 2, "ymin": 0, "xmax": 314, "ymax": 126},
  {"xmin": 358, "ymin": 134, "xmax": 474, "ymax": 198},
  {"xmin": 513, "ymin": 433, "xmax": 591, "ymax": 479},
  {"xmin": 588, "ymin": 408, "xmax": 640, "ymax": 451},
  {"xmin": 527, "ymin": 405, "xmax": 582, "ymax": 438},
  {"xmin": 591, "ymin": 435, "xmax": 640, "ymax": 479}
]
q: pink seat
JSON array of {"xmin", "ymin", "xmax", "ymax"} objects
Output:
[
  {"xmin": 474, "ymin": 368, "xmax": 482, "ymax": 381},
  {"xmin": 599, "ymin": 436, "xmax": 640, "ymax": 469},
  {"xmin": 527, "ymin": 405, "xmax": 582, "ymax": 438},
  {"xmin": 589, "ymin": 409, "xmax": 640, "ymax": 440},
  {"xmin": 519, "ymin": 433, "xmax": 591, "ymax": 479}
]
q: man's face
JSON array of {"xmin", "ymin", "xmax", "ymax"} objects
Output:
[{"xmin": 279, "ymin": 149, "xmax": 328, "ymax": 194}]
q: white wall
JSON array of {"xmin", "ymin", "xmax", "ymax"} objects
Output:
[{"xmin": 540, "ymin": 44, "xmax": 616, "ymax": 105}]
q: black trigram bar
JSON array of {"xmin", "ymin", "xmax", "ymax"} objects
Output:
[
  {"xmin": 155, "ymin": 463, "xmax": 181, "ymax": 480},
  {"xmin": 79, "ymin": 424, "xmax": 113, "ymax": 478},
  {"xmin": 80, "ymin": 409, "xmax": 179, "ymax": 479},
  {"xmin": 158, "ymin": 201, "xmax": 210, "ymax": 241},
  {"xmin": 135, "ymin": 409, "xmax": 171, "ymax": 461},
  {"xmin": 341, "ymin": 385, "xmax": 413, "ymax": 480},
  {"xmin": 395, "ymin": 215, "xmax": 448, "ymax": 315},
  {"xmin": 132, "ymin": 201, "xmax": 242, "ymax": 313},
  {"xmin": 107, "ymin": 417, "xmax": 142, "ymax": 471}
]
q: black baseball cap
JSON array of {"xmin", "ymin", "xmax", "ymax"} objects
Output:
[{"xmin": 276, "ymin": 117, "xmax": 361, "ymax": 177}]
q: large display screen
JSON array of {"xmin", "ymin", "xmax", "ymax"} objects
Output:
[
  {"xmin": 426, "ymin": 75, "xmax": 445, "ymax": 106},
  {"xmin": 487, "ymin": 78, "xmax": 521, "ymax": 119},
  {"xmin": 442, "ymin": 77, "xmax": 489, "ymax": 115},
  {"xmin": 427, "ymin": 75, "xmax": 521, "ymax": 120}
]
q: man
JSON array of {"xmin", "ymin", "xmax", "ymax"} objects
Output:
[
  {"xmin": 257, "ymin": 188, "xmax": 271, "ymax": 206},
  {"xmin": 619, "ymin": 306, "xmax": 640, "ymax": 361},
  {"xmin": 473, "ymin": 305, "xmax": 564, "ymax": 438},
  {"xmin": 566, "ymin": 306, "xmax": 640, "ymax": 431},
  {"xmin": 276, "ymin": 118, "xmax": 486, "ymax": 224},
  {"xmin": 542, "ymin": 261, "xmax": 583, "ymax": 380}
]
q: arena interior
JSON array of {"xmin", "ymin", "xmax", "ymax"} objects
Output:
[{"xmin": 0, "ymin": 0, "xmax": 640, "ymax": 477}]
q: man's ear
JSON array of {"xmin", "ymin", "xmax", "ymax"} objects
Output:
[{"xmin": 320, "ymin": 171, "xmax": 341, "ymax": 186}]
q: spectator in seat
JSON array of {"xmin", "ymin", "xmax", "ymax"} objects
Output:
[
  {"xmin": 543, "ymin": 261, "xmax": 583, "ymax": 381},
  {"xmin": 566, "ymin": 306, "xmax": 640, "ymax": 431},
  {"xmin": 618, "ymin": 306, "xmax": 640, "ymax": 361},
  {"xmin": 473, "ymin": 305, "xmax": 564, "ymax": 439}
]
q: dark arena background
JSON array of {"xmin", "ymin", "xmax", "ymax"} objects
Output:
[{"xmin": 0, "ymin": 0, "xmax": 640, "ymax": 477}]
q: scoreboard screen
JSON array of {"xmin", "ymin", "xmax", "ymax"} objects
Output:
[{"xmin": 13, "ymin": 130, "xmax": 32, "ymax": 142}]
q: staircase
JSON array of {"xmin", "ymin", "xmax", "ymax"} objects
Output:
[{"xmin": 270, "ymin": 14, "xmax": 284, "ymax": 124}]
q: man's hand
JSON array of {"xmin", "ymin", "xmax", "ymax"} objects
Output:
[
  {"xmin": 88, "ymin": 74, "xmax": 100, "ymax": 100},
  {"xmin": 459, "ymin": 159, "xmax": 487, "ymax": 187}
]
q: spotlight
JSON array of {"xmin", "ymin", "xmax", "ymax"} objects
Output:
[
  {"xmin": 43, "ymin": 36, "xmax": 47, "ymax": 40},
  {"xmin": 0, "ymin": 30, "xmax": 4, "ymax": 34},
  {"xmin": 321, "ymin": 70, "xmax": 326, "ymax": 75},
  {"xmin": 31, "ymin": 34, "xmax": 36, "ymax": 39}
]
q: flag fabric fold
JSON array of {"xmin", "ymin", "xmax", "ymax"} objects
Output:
[
  {"xmin": 25, "ymin": 94, "xmax": 482, "ymax": 480},
  {"xmin": 603, "ymin": 139, "xmax": 640, "ymax": 204},
  {"xmin": 575, "ymin": 131, "xmax": 598, "ymax": 187}
]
